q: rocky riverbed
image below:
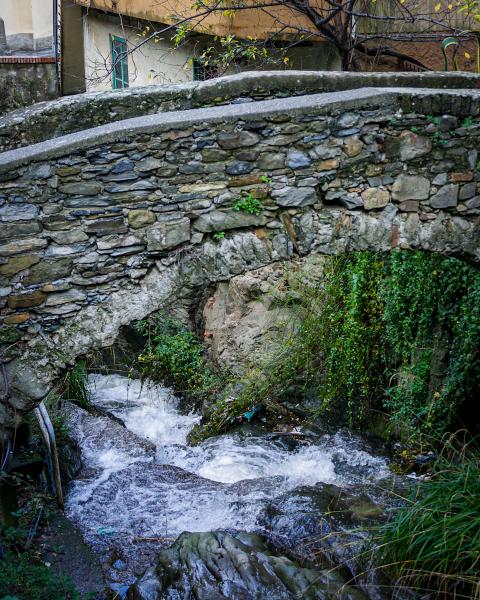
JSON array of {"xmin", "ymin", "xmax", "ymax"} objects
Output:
[{"xmin": 61, "ymin": 374, "xmax": 407, "ymax": 599}]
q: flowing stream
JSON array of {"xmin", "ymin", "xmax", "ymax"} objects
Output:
[{"xmin": 65, "ymin": 374, "xmax": 390, "ymax": 594}]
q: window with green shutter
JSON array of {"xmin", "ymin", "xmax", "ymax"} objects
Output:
[{"xmin": 110, "ymin": 35, "xmax": 129, "ymax": 89}]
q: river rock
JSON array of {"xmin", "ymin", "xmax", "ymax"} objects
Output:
[
  {"xmin": 127, "ymin": 530, "xmax": 368, "ymax": 600},
  {"xmin": 258, "ymin": 483, "xmax": 393, "ymax": 600}
]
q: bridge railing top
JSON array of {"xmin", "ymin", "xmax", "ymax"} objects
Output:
[
  {"xmin": 1, "ymin": 85, "xmax": 479, "ymax": 174},
  {"xmin": 0, "ymin": 70, "xmax": 479, "ymax": 153}
]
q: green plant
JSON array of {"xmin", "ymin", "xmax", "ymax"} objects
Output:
[
  {"xmin": 64, "ymin": 360, "xmax": 91, "ymax": 410},
  {"xmin": 136, "ymin": 315, "xmax": 226, "ymax": 405},
  {"xmin": 375, "ymin": 442, "xmax": 480, "ymax": 598},
  {"xmin": 0, "ymin": 549, "xmax": 80, "ymax": 600},
  {"xmin": 213, "ymin": 231, "xmax": 225, "ymax": 241},
  {"xmin": 426, "ymin": 115, "xmax": 441, "ymax": 125},
  {"xmin": 197, "ymin": 251, "xmax": 480, "ymax": 442},
  {"xmin": 462, "ymin": 115, "xmax": 474, "ymax": 127},
  {"xmin": 410, "ymin": 126, "xmax": 419, "ymax": 133},
  {"xmin": 260, "ymin": 175, "xmax": 272, "ymax": 185},
  {"xmin": 233, "ymin": 193, "xmax": 263, "ymax": 215}
]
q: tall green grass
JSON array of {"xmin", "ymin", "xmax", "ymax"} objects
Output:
[
  {"xmin": 64, "ymin": 360, "xmax": 91, "ymax": 409},
  {"xmin": 376, "ymin": 441, "xmax": 480, "ymax": 599}
]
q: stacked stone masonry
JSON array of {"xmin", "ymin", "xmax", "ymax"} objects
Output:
[{"xmin": 0, "ymin": 79, "xmax": 479, "ymax": 427}]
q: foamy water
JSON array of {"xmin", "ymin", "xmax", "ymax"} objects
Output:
[{"xmin": 65, "ymin": 373, "xmax": 389, "ymax": 586}]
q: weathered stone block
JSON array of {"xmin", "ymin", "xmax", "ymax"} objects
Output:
[
  {"xmin": 128, "ymin": 209, "xmax": 156, "ymax": 230},
  {"xmin": 286, "ymin": 151, "xmax": 311, "ymax": 169},
  {"xmin": 193, "ymin": 210, "xmax": 267, "ymax": 233},
  {"xmin": 59, "ymin": 181, "xmax": 103, "ymax": 195},
  {"xmin": 1, "ymin": 221, "xmax": 41, "ymax": 239},
  {"xmin": 8, "ymin": 290, "xmax": 46, "ymax": 309},
  {"xmin": 0, "ymin": 238, "xmax": 47, "ymax": 257},
  {"xmin": 0, "ymin": 204, "xmax": 39, "ymax": 222},
  {"xmin": 361, "ymin": 188, "xmax": 390, "ymax": 210},
  {"xmin": 217, "ymin": 131, "xmax": 259, "ymax": 149},
  {"xmin": 430, "ymin": 184, "xmax": 459, "ymax": 209},
  {"xmin": 45, "ymin": 289, "xmax": 87, "ymax": 306},
  {"xmin": 48, "ymin": 230, "xmax": 89, "ymax": 244},
  {"xmin": 343, "ymin": 136, "xmax": 364, "ymax": 157},
  {"xmin": 226, "ymin": 162, "xmax": 253, "ymax": 176},
  {"xmin": 145, "ymin": 218, "xmax": 191, "ymax": 251},
  {"xmin": 392, "ymin": 175, "xmax": 430, "ymax": 201},
  {"xmin": 0, "ymin": 255, "xmax": 40, "ymax": 277},
  {"xmin": 258, "ymin": 153, "xmax": 285, "ymax": 170},
  {"xmin": 23, "ymin": 258, "xmax": 73, "ymax": 286},
  {"xmin": 398, "ymin": 200, "xmax": 420, "ymax": 212},
  {"xmin": 399, "ymin": 131, "xmax": 432, "ymax": 161},
  {"xmin": 271, "ymin": 187, "xmax": 317, "ymax": 207}
]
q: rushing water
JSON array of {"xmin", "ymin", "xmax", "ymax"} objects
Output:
[{"xmin": 65, "ymin": 373, "xmax": 390, "ymax": 590}]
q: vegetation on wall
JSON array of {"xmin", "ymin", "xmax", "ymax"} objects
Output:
[
  {"xmin": 191, "ymin": 250, "xmax": 480, "ymax": 442},
  {"xmin": 136, "ymin": 315, "xmax": 226, "ymax": 407}
]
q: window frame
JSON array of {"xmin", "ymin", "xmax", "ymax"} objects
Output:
[{"xmin": 110, "ymin": 34, "xmax": 129, "ymax": 89}]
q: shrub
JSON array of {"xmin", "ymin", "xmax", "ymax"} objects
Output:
[
  {"xmin": 136, "ymin": 315, "xmax": 224, "ymax": 405},
  {"xmin": 196, "ymin": 251, "xmax": 480, "ymax": 441}
]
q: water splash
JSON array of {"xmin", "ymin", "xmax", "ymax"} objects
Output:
[{"xmin": 65, "ymin": 374, "xmax": 389, "ymax": 585}]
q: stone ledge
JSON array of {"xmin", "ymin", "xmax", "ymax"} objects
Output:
[
  {"xmin": 1, "ymin": 86, "xmax": 480, "ymax": 173},
  {"xmin": 1, "ymin": 69, "xmax": 479, "ymax": 152}
]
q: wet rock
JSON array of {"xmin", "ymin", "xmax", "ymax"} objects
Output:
[
  {"xmin": 128, "ymin": 530, "xmax": 368, "ymax": 600},
  {"xmin": 258, "ymin": 483, "xmax": 394, "ymax": 600}
]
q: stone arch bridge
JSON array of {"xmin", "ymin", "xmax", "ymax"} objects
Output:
[{"xmin": 1, "ymin": 71, "xmax": 479, "ymax": 428}]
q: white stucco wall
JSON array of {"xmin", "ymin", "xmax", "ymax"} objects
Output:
[
  {"xmin": 82, "ymin": 10, "xmax": 341, "ymax": 92},
  {"xmin": 0, "ymin": 0, "xmax": 53, "ymax": 52},
  {"xmin": 83, "ymin": 11, "xmax": 194, "ymax": 91}
]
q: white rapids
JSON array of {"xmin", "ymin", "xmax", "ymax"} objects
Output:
[{"xmin": 65, "ymin": 373, "xmax": 389, "ymax": 585}]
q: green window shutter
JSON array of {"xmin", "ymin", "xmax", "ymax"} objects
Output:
[{"xmin": 110, "ymin": 35, "xmax": 129, "ymax": 89}]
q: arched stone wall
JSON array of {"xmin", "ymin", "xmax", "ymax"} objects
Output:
[{"xmin": 1, "ymin": 83, "xmax": 479, "ymax": 428}]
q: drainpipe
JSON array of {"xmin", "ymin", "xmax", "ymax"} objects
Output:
[{"xmin": 53, "ymin": 0, "xmax": 62, "ymax": 95}]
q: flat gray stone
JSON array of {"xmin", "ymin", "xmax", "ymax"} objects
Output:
[
  {"xmin": 392, "ymin": 175, "xmax": 430, "ymax": 201},
  {"xmin": 430, "ymin": 184, "xmax": 459, "ymax": 209},
  {"xmin": 272, "ymin": 186, "xmax": 317, "ymax": 207},
  {"xmin": 193, "ymin": 209, "xmax": 267, "ymax": 232},
  {"xmin": 145, "ymin": 218, "xmax": 191, "ymax": 251}
]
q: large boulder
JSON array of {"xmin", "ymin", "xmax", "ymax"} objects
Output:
[{"xmin": 128, "ymin": 530, "xmax": 368, "ymax": 600}]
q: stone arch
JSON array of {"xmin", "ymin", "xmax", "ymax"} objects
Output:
[{"xmin": 0, "ymin": 82, "xmax": 479, "ymax": 428}]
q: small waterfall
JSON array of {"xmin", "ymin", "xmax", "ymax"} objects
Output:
[{"xmin": 65, "ymin": 373, "xmax": 389, "ymax": 588}]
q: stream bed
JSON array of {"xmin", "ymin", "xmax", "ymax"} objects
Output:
[{"xmin": 65, "ymin": 374, "xmax": 396, "ymax": 598}]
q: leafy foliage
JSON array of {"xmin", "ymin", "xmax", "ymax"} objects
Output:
[
  {"xmin": 0, "ymin": 549, "xmax": 80, "ymax": 600},
  {"xmin": 136, "ymin": 315, "xmax": 225, "ymax": 405},
  {"xmin": 233, "ymin": 193, "xmax": 263, "ymax": 216},
  {"xmin": 376, "ymin": 442, "xmax": 480, "ymax": 598},
  {"xmin": 197, "ymin": 251, "xmax": 480, "ymax": 441}
]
